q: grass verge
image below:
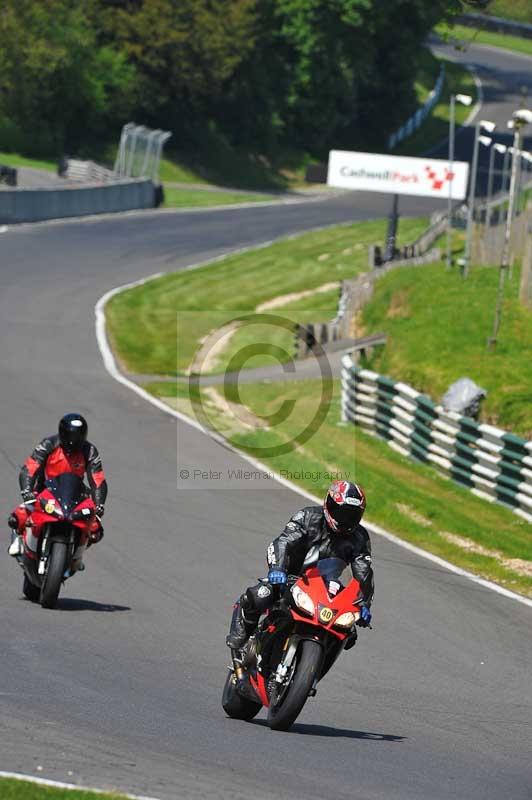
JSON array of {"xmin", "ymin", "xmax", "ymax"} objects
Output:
[
  {"xmin": 162, "ymin": 187, "xmax": 271, "ymax": 208},
  {"xmin": 436, "ymin": 22, "xmax": 532, "ymax": 57},
  {"xmin": 0, "ymin": 776, "xmax": 136, "ymax": 799},
  {"xmin": 480, "ymin": 1, "xmax": 532, "ymax": 23},
  {"xmin": 0, "ymin": 151, "xmax": 56, "ymax": 172},
  {"xmin": 361, "ymin": 261, "xmax": 532, "ymax": 438},
  {"xmin": 105, "ymin": 218, "xmax": 429, "ymax": 377},
  {"xmin": 145, "ymin": 378, "xmax": 532, "ymax": 598}
]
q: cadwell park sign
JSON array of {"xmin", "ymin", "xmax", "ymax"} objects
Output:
[{"xmin": 327, "ymin": 150, "xmax": 469, "ymax": 200}]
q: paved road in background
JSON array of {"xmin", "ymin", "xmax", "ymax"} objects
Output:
[
  {"xmin": 0, "ymin": 42, "xmax": 531, "ymax": 800},
  {"xmin": 430, "ymin": 39, "xmax": 532, "ymax": 193}
]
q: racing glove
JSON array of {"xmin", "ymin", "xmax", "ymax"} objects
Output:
[
  {"xmin": 356, "ymin": 606, "xmax": 372, "ymax": 628},
  {"xmin": 268, "ymin": 569, "xmax": 287, "ymax": 585},
  {"xmin": 21, "ymin": 490, "xmax": 36, "ymax": 505},
  {"xmin": 95, "ymin": 505, "xmax": 105, "ymax": 518}
]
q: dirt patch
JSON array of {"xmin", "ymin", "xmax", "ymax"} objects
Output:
[
  {"xmin": 187, "ymin": 321, "xmax": 240, "ymax": 374},
  {"xmin": 440, "ymin": 531, "xmax": 532, "ymax": 578},
  {"xmin": 204, "ymin": 387, "xmax": 269, "ymax": 432},
  {"xmin": 256, "ymin": 281, "xmax": 340, "ymax": 312},
  {"xmin": 396, "ymin": 503, "xmax": 433, "ymax": 528},
  {"xmin": 348, "ymin": 309, "xmax": 367, "ymax": 340},
  {"xmin": 386, "ymin": 288, "xmax": 412, "ymax": 320}
]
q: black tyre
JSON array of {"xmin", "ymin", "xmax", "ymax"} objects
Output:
[
  {"xmin": 222, "ymin": 671, "xmax": 262, "ymax": 721},
  {"xmin": 23, "ymin": 575, "xmax": 40, "ymax": 603},
  {"xmin": 267, "ymin": 639, "xmax": 322, "ymax": 732},
  {"xmin": 40, "ymin": 542, "xmax": 67, "ymax": 609}
]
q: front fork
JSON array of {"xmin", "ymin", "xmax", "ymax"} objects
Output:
[
  {"xmin": 38, "ymin": 527, "xmax": 77, "ymax": 578},
  {"xmin": 273, "ymin": 634, "xmax": 324, "ymax": 698},
  {"xmin": 230, "ymin": 649, "xmax": 245, "ymax": 683}
]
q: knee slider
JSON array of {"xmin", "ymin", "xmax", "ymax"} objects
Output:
[{"xmin": 246, "ymin": 582, "xmax": 273, "ymax": 614}]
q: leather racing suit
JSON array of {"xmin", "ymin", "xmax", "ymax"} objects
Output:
[
  {"xmin": 227, "ymin": 505, "xmax": 374, "ymax": 647},
  {"xmin": 10, "ymin": 435, "xmax": 108, "ymax": 554}
]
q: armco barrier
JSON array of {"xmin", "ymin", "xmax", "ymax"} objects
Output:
[
  {"xmin": 456, "ymin": 13, "xmax": 532, "ymax": 40},
  {"xmin": 341, "ymin": 356, "xmax": 532, "ymax": 522},
  {"xmin": 0, "ymin": 179, "xmax": 155, "ymax": 224},
  {"xmin": 388, "ymin": 65, "xmax": 445, "ymax": 150}
]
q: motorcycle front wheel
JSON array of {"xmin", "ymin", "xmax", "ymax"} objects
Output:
[
  {"xmin": 222, "ymin": 671, "xmax": 262, "ymax": 721},
  {"xmin": 267, "ymin": 639, "xmax": 322, "ymax": 732},
  {"xmin": 40, "ymin": 541, "xmax": 68, "ymax": 609}
]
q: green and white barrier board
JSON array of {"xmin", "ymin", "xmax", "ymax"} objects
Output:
[{"xmin": 341, "ymin": 355, "xmax": 532, "ymax": 522}]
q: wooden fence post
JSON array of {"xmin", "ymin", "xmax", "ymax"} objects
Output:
[{"xmin": 519, "ymin": 226, "xmax": 532, "ymax": 308}]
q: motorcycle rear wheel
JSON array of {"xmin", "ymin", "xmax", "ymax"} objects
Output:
[
  {"xmin": 267, "ymin": 639, "xmax": 322, "ymax": 732},
  {"xmin": 40, "ymin": 541, "xmax": 67, "ymax": 609},
  {"xmin": 23, "ymin": 575, "xmax": 40, "ymax": 603},
  {"xmin": 222, "ymin": 671, "xmax": 262, "ymax": 721}
]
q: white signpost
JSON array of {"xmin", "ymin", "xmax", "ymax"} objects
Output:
[{"xmin": 327, "ymin": 150, "xmax": 469, "ymax": 200}]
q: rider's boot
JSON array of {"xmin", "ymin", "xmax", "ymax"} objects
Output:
[
  {"xmin": 8, "ymin": 531, "xmax": 23, "ymax": 557},
  {"xmin": 7, "ymin": 516, "xmax": 23, "ymax": 557},
  {"xmin": 70, "ymin": 544, "xmax": 86, "ymax": 575},
  {"xmin": 226, "ymin": 600, "xmax": 258, "ymax": 649}
]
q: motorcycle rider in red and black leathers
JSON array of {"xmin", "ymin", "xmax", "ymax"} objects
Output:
[
  {"xmin": 8, "ymin": 413, "xmax": 108, "ymax": 559},
  {"xmin": 226, "ymin": 480, "xmax": 374, "ymax": 650}
]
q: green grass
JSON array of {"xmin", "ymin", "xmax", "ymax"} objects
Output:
[
  {"xmin": 158, "ymin": 140, "xmax": 316, "ymax": 192},
  {"xmin": 393, "ymin": 54, "xmax": 477, "ymax": 157},
  {"xmin": 163, "ymin": 187, "xmax": 270, "ymax": 208},
  {"xmin": 0, "ymin": 776, "xmax": 134, "ymax": 799},
  {"xmin": 105, "ymin": 218, "xmax": 429, "ymax": 377},
  {"xmin": 0, "ymin": 150, "xmax": 56, "ymax": 172},
  {"xmin": 480, "ymin": 1, "xmax": 532, "ymax": 24},
  {"xmin": 146, "ymin": 377, "xmax": 532, "ymax": 597},
  {"xmin": 107, "ymin": 219, "xmax": 532, "ymax": 436},
  {"xmin": 436, "ymin": 22, "xmax": 532, "ymax": 57},
  {"xmin": 361, "ymin": 261, "xmax": 532, "ymax": 438},
  {"xmin": 218, "ymin": 288, "xmax": 342, "ymax": 373}
]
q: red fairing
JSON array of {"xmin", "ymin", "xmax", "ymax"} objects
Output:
[
  {"xmin": 249, "ymin": 672, "xmax": 269, "ymax": 707},
  {"xmin": 22, "ymin": 489, "xmax": 96, "ymax": 550},
  {"xmin": 290, "ymin": 566, "xmax": 362, "ymax": 641}
]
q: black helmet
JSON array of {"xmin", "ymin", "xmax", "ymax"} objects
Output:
[
  {"xmin": 58, "ymin": 413, "xmax": 88, "ymax": 454},
  {"xmin": 323, "ymin": 480, "xmax": 366, "ymax": 534}
]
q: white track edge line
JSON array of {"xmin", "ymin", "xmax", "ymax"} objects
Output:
[
  {"xmin": 95, "ymin": 249, "xmax": 532, "ymax": 611},
  {"xmin": 0, "ymin": 770, "xmax": 160, "ymax": 800}
]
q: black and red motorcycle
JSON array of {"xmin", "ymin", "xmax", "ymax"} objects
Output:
[
  {"xmin": 13, "ymin": 473, "xmax": 97, "ymax": 609},
  {"xmin": 222, "ymin": 557, "xmax": 366, "ymax": 731}
]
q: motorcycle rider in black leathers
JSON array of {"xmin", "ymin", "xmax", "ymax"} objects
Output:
[{"xmin": 226, "ymin": 480, "xmax": 374, "ymax": 650}]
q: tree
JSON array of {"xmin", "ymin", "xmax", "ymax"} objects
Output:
[
  {"xmin": 0, "ymin": 0, "xmax": 134, "ymax": 154},
  {"xmin": 98, "ymin": 0, "xmax": 258, "ymax": 143}
]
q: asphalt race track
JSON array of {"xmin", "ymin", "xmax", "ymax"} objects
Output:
[{"xmin": 1, "ymin": 43, "xmax": 531, "ymax": 800}]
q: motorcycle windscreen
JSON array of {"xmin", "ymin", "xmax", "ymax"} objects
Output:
[
  {"xmin": 315, "ymin": 557, "xmax": 352, "ymax": 591},
  {"xmin": 44, "ymin": 473, "xmax": 88, "ymax": 517}
]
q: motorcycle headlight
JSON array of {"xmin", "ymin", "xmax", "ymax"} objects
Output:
[
  {"xmin": 334, "ymin": 612, "xmax": 356, "ymax": 629},
  {"xmin": 291, "ymin": 586, "xmax": 315, "ymax": 616}
]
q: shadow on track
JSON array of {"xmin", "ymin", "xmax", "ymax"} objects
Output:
[
  {"xmin": 251, "ymin": 719, "xmax": 405, "ymax": 740},
  {"xmin": 55, "ymin": 598, "xmax": 131, "ymax": 612}
]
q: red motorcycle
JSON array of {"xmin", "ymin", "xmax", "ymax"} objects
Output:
[
  {"xmin": 13, "ymin": 473, "xmax": 97, "ymax": 608},
  {"xmin": 222, "ymin": 557, "xmax": 366, "ymax": 731}
]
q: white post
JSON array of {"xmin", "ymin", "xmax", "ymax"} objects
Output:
[
  {"xmin": 488, "ymin": 109, "xmax": 532, "ymax": 348},
  {"xmin": 464, "ymin": 120, "xmax": 496, "ymax": 277}
]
